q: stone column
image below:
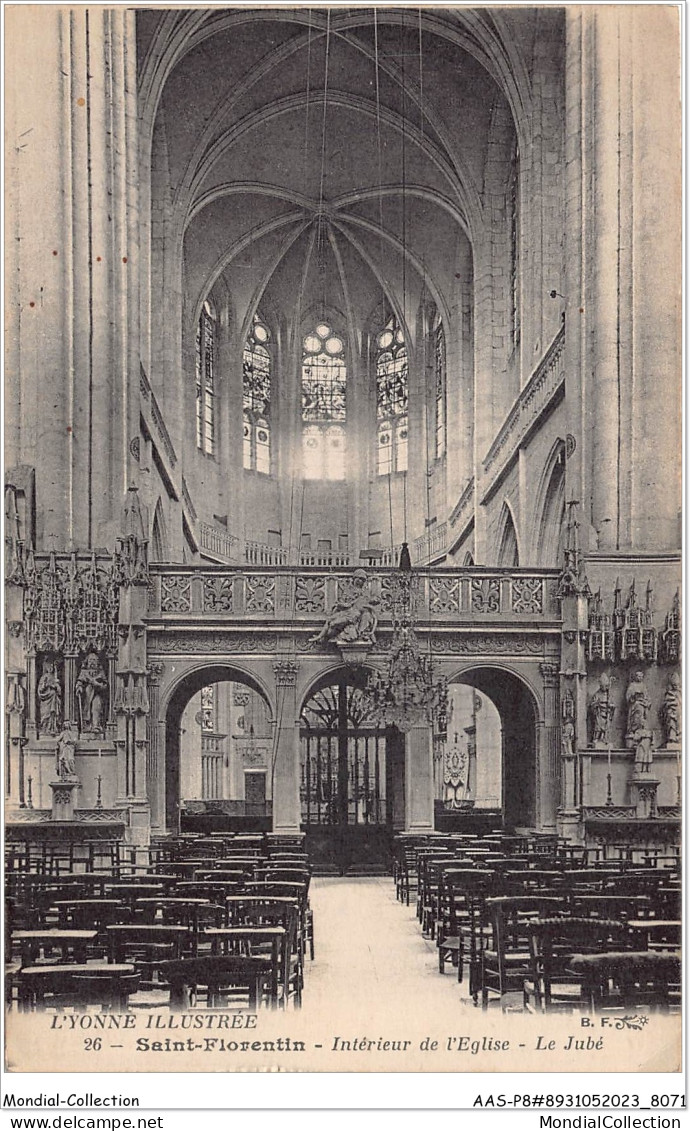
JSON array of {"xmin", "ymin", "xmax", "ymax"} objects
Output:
[
  {"xmin": 271, "ymin": 660, "xmax": 301, "ymax": 833},
  {"xmin": 5, "ymin": 580, "xmax": 27, "ymax": 806},
  {"xmin": 404, "ymin": 722, "xmax": 435, "ymax": 831},
  {"xmin": 146, "ymin": 662, "xmax": 165, "ymax": 829},
  {"xmin": 539, "ymin": 662, "xmax": 561, "ymax": 832},
  {"xmin": 5, "ymin": 7, "xmax": 140, "ymax": 553},
  {"xmin": 589, "ymin": 7, "xmax": 626, "ymax": 551},
  {"xmin": 629, "ymin": 7, "xmax": 681, "ymax": 551},
  {"xmin": 572, "ymin": 7, "xmax": 681, "ymax": 554},
  {"xmin": 114, "ymin": 488, "xmax": 151, "ymax": 846}
]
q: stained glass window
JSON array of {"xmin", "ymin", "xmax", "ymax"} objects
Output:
[
  {"xmin": 302, "ymin": 323, "xmax": 346, "ymax": 479},
  {"xmin": 435, "ymin": 322, "xmax": 446, "ymax": 459},
  {"xmin": 196, "ymin": 300, "xmax": 216, "ymax": 456},
  {"xmin": 243, "ymin": 314, "xmax": 272, "ymax": 473},
  {"xmin": 376, "ymin": 317, "xmax": 408, "ymax": 475}
]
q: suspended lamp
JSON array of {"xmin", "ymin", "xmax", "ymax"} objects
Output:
[{"xmin": 366, "ymin": 546, "xmax": 448, "ymax": 733}]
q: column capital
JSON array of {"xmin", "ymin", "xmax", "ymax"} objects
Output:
[
  {"xmin": 539, "ymin": 661, "xmax": 560, "ymax": 686},
  {"xmin": 273, "ymin": 659, "xmax": 299, "ymax": 687}
]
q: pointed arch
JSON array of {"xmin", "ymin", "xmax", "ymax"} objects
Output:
[
  {"xmin": 150, "ymin": 498, "xmax": 168, "ymax": 563},
  {"xmin": 533, "ymin": 439, "xmax": 567, "ymax": 567},
  {"xmin": 497, "ymin": 501, "xmax": 520, "ymax": 567}
]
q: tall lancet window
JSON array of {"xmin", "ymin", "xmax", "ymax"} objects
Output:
[
  {"xmin": 376, "ymin": 316, "xmax": 408, "ymax": 475},
  {"xmin": 243, "ymin": 314, "xmax": 272, "ymax": 474},
  {"xmin": 434, "ymin": 322, "xmax": 446, "ymax": 459},
  {"xmin": 196, "ymin": 300, "xmax": 217, "ymax": 456},
  {"xmin": 301, "ymin": 323, "xmax": 347, "ymax": 480}
]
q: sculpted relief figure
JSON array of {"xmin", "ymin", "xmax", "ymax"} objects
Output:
[
  {"xmin": 37, "ymin": 658, "xmax": 62, "ymax": 736},
  {"xmin": 75, "ymin": 652, "xmax": 108, "ymax": 733},
  {"xmin": 310, "ymin": 570, "xmax": 379, "ymax": 646},
  {"xmin": 661, "ymin": 670, "xmax": 681, "ymax": 747},
  {"xmin": 588, "ymin": 672, "xmax": 614, "ymax": 748}
]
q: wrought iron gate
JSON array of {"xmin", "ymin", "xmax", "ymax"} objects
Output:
[{"xmin": 300, "ymin": 677, "xmax": 392, "ymax": 870}]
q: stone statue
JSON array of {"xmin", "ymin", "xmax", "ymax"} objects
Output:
[
  {"xmin": 625, "ymin": 669, "xmax": 654, "ymax": 774},
  {"xmin": 588, "ymin": 672, "xmax": 615, "ymax": 747},
  {"xmin": 625, "ymin": 669, "xmax": 652, "ymax": 744},
  {"xmin": 75, "ymin": 652, "xmax": 108, "ymax": 733},
  {"xmin": 661, "ymin": 670, "xmax": 681, "ymax": 747},
  {"xmin": 37, "ymin": 658, "xmax": 62, "ymax": 736},
  {"xmin": 56, "ymin": 723, "xmax": 78, "ymax": 780},
  {"xmin": 310, "ymin": 570, "xmax": 379, "ymax": 646},
  {"xmin": 633, "ymin": 731, "xmax": 653, "ymax": 774},
  {"xmin": 561, "ymin": 718, "xmax": 575, "ymax": 758}
]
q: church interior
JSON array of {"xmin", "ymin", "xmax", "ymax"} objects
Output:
[{"xmin": 4, "ymin": 6, "xmax": 682, "ymax": 1024}]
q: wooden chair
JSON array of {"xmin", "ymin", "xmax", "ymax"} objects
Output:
[
  {"xmin": 245, "ymin": 882, "xmax": 314, "ymax": 960},
  {"xmin": 105, "ymin": 923, "xmax": 190, "ymax": 965},
  {"xmin": 211, "ymin": 903, "xmax": 303, "ymax": 1008},
  {"xmin": 416, "ymin": 851, "xmax": 455, "ymax": 930},
  {"xmin": 480, "ymin": 896, "xmax": 566, "ymax": 1011},
  {"xmin": 200, "ymin": 928, "xmax": 287, "ymax": 1007},
  {"xmin": 17, "ymin": 963, "xmax": 136, "ymax": 1012},
  {"xmin": 73, "ymin": 970, "xmax": 141, "ymax": 1012},
  {"xmin": 569, "ymin": 894, "xmax": 653, "ymax": 923},
  {"xmin": 567, "ymin": 951, "xmax": 682, "ymax": 1014},
  {"xmin": 437, "ymin": 869, "xmax": 495, "ymax": 1001},
  {"xmin": 525, "ymin": 917, "xmax": 628, "ymax": 1013},
  {"xmin": 156, "ymin": 955, "xmax": 273, "ymax": 1010}
]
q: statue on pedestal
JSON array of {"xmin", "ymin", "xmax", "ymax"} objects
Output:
[
  {"xmin": 588, "ymin": 672, "xmax": 615, "ymax": 747},
  {"xmin": 661, "ymin": 670, "xmax": 681, "ymax": 747},
  {"xmin": 56, "ymin": 723, "xmax": 78, "ymax": 780},
  {"xmin": 626, "ymin": 669, "xmax": 654, "ymax": 774}
]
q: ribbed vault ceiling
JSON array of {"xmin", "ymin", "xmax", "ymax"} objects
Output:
[{"xmin": 139, "ymin": 7, "xmax": 551, "ymax": 337}]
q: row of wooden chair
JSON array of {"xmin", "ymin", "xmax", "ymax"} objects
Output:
[
  {"xmin": 7, "ymin": 832, "xmax": 313, "ymax": 1013},
  {"xmin": 393, "ymin": 831, "xmax": 681, "ymax": 1016}
]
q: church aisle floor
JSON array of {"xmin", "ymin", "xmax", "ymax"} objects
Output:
[{"xmin": 306, "ymin": 877, "xmax": 474, "ymax": 1026}]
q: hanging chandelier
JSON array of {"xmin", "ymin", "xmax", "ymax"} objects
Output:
[{"xmin": 366, "ymin": 547, "xmax": 448, "ymax": 733}]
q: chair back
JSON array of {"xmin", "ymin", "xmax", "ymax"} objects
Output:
[{"xmin": 526, "ymin": 916, "xmax": 628, "ymax": 1012}]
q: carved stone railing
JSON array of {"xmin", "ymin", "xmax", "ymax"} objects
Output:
[
  {"xmin": 244, "ymin": 541, "xmax": 289, "ymax": 566},
  {"xmin": 414, "ymin": 522, "xmax": 448, "ymax": 564},
  {"xmin": 148, "ymin": 564, "xmax": 561, "ymax": 627},
  {"xmin": 299, "ymin": 550, "xmax": 352, "ymax": 567},
  {"xmin": 244, "ymin": 543, "xmax": 352, "ymax": 568},
  {"xmin": 482, "ymin": 325, "xmax": 565, "ymax": 496},
  {"xmin": 200, "ymin": 522, "xmax": 240, "ymax": 563}
]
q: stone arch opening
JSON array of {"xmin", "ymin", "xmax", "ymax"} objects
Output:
[
  {"xmin": 163, "ymin": 663, "xmax": 274, "ymax": 832},
  {"xmin": 297, "ymin": 664, "xmax": 405, "ymax": 874},
  {"xmin": 447, "ymin": 666, "xmax": 539, "ymax": 830}
]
